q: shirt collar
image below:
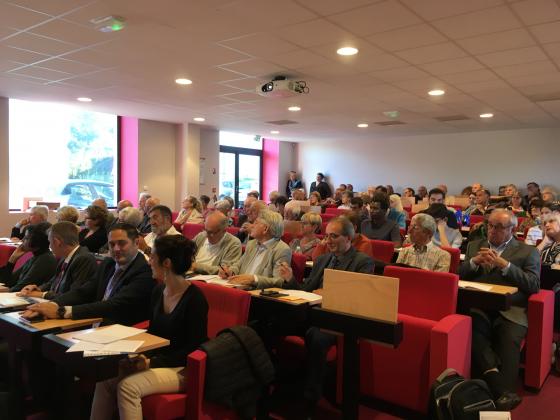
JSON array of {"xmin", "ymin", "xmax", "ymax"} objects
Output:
[
  {"xmin": 64, "ymin": 245, "xmax": 80, "ymax": 264},
  {"xmin": 488, "ymin": 236, "xmax": 514, "ymax": 253}
]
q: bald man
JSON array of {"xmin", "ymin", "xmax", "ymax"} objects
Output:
[
  {"xmin": 117, "ymin": 200, "xmax": 133, "ymax": 212},
  {"xmin": 192, "ymin": 212, "xmax": 242, "ymax": 274},
  {"xmin": 138, "ymin": 197, "xmax": 160, "ymax": 234}
]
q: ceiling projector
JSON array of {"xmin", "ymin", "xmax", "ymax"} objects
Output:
[{"xmin": 256, "ymin": 77, "xmax": 309, "ymax": 98}]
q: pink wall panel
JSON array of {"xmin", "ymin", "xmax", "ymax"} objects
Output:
[
  {"xmin": 120, "ymin": 117, "xmax": 139, "ymax": 205},
  {"xmin": 262, "ymin": 138, "xmax": 279, "ymax": 202}
]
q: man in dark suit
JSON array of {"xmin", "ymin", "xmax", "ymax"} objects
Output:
[
  {"xmin": 18, "ymin": 221, "xmax": 97, "ymax": 300},
  {"xmin": 279, "ymin": 216, "xmax": 373, "ymax": 412},
  {"xmin": 460, "ymin": 209, "xmax": 540, "ymax": 411},
  {"xmin": 25, "ymin": 223, "xmax": 155, "ymax": 326},
  {"xmin": 285, "ymin": 170, "xmax": 302, "ymax": 198},
  {"xmin": 138, "ymin": 197, "xmax": 160, "ymax": 234},
  {"xmin": 309, "ymin": 172, "xmax": 331, "ymax": 200}
]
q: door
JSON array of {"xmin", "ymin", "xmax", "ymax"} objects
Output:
[{"xmin": 219, "ymin": 146, "xmax": 262, "ymax": 208}]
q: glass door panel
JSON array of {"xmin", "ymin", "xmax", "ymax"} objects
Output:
[
  {"xmin": 219, "ymin": 152, "xmax": 235, "ymax": 201},
  {"xmin": 238, "ymin": 154, "xmax": 261, "ymax": 204}
]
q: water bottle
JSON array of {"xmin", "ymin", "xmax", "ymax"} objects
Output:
[{"xmin": 455, "ymin": 209, "xmax": 462, "ymax": 226}]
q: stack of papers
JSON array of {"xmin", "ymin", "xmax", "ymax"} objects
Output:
[
  {"xmin": 190, "ymin": 275, "xmax": 243, "ymax": 288},
  {"xmin": 458, "ymin": 280, "xmax": 493, "ymax": 292},
  {"xmin": 0, "ymin": 293, "xmax": 47, "ymax": 308},
  {"xmin": 67, "ymin": 324, "xmax": 146, "ymax": 357},
  {"xmin": 280, "ymin": 290, "xmax": 322, "ymax": 305}
]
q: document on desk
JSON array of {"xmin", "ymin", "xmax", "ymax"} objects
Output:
[
  {"xmin": 0, "ymin": 293, "xmax": 48, "ymax": 307},
  {"xmin": 68, "ymin": 339, "xmax": 144, "ymax": 356},
  {"xmin": 479, "ymin": 412, "xmax": 511, "ymax": 420},
  {"xmin": 279, "ymin": 290, "xmax": 322, "ymax": 305},
  {"xmin": 72, "ymin": 324, "xmax": 146, "ymax": 344},
  {"xmin": 458, "ymin": 280, "xmax": 493, "ymax": 292}
]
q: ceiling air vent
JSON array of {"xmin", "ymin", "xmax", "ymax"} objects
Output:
[
  {"xmin": 266, "ymin": 120, "xmax": 298, "ymax": 125},
  {"xmin": 375, "ymin": 120, "xmax": 405, "ymax": 126},
  {"xmin": 526, "ymin": 92, "xmax": 560, "ymax": 102},
  {"xmin": 434, "ymin": 115, "xmax": 470, "ymax": 122}
]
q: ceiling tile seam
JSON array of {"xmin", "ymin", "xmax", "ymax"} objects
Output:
[{"xmin": 41, "ymin": 66, "xmax": 120, "ymax": 85}]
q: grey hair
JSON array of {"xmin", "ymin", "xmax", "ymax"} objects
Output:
[
  {"xmin": 215, "ymin": 199, "xmax": 232, "ymax": 212},
  {"xmin": 329, "ymin": 216, "xmax": 355, "ymax": 240},
  {"xmin": 31, "ymin": 205, "xmax": 49, "ymax": 221},
  {"xmin": 491, "ymin": 208, "xmax": 518, "ymax": 228},
  {"xmin": 56, "ymin": 206, "xmax": 79, "ymax": 224},
  {"xmin": 412, "ymin": 213, "xmax": 437, "ymax": 234},
  {"xmin": 543, "ymin": 213, "xmax": 560, "ymax": 225},
  {"xmin": 139, "ymin": 192, "xmax": 151, "ymax": 200},
  {"xmin": 257, "ymin": 209, "xmax": 284, "ymax": 239},
  {"xmin": 119, "ymin": 206, "xmax": 143, "ymax": 227},
  {"xmin": 49, "ymin": 221, "xmax": 80, "ymax": 246}
]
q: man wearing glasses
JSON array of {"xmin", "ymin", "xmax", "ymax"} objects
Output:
[
  {"xmin": 460, "ymin": 209, "xmax": 540, "ymax": 411},
  {"xmin": 192, "ymin": 211, "xmax": 242, "ymax": 274}
]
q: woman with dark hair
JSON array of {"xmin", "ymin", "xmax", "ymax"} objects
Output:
[
  {"xmin": 360, "ymin": 192, "xmax": 401, "ymax": 247},
  {"xmin": 79, "ymin": 205, "xmax": 108, "ymax": 253},
  {"xmin": 0, "ymin": 222, "xmax": 57, "ymax": 292},
  {"xmin": 90, "ymin": 234, "xmax": 208, "ymax": 420}
]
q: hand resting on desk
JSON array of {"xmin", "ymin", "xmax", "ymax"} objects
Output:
[
  {"xmin": 17, "ymin": 284, "xmax": 43, "ymax": 297},
  {"xmin": 23, "ymin": 301, "xmax": 59, "ymax": 319}
]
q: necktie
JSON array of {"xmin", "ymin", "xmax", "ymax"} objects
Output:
[
  {"xmin": 51, "ymin": 262, "xmax": 68, "ymax": 293},
  {"xmin": 328, "ymin": 255, "xmax": 339, "ymax": 269},
  {"xmin": 103, "ymin": 267, "xmax": 124, "ymax": 301}
]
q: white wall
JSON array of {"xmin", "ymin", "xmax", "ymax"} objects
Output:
[
  {"xmin": 297, "ymin": 128, "xmax": 560, "ymax": 196},
  {"xmin": 199, "ymin": 128, "xmax": 219, "ymax": 199},
  {"xmin": 278, "ymin": 141, "xmax": 298, "ymax": 195},
  {"xmin": 138, "ymin": 119, "xmax": 178, "ymax": 208}
]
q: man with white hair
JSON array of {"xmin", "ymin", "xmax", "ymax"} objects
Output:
[
  {"xmin": 118, "ymin": 207, "xmax": 143, "ymax": 228},
  {"xmin": 138, "ymin": 197, "xmax": 160, "ymax": 234},
  {"xmin": 396, "ymin": 213, "xmax": 451, "ymax": 272},
  {"xmin": 219, "ymin": 209, "xmax": 291, "ymax": 288},
  {"xmin": 460, "ymin": 209, "xmax": 540, "ymax": 411},
  {"xmin": 237, "ymin": 200, "xmax": 267, "ymax": 243},
  {"xmin": 11, "ymin": 205, "xmax": 49, "ymax": 240}
]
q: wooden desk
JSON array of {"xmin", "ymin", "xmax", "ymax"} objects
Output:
[
  {"xmin": 457, "ymin": 280, "xmax": 518, "ymax": 312},
  {"xmin": 42, "ymin": 326, "xmax": 169, "ymax": 382}
]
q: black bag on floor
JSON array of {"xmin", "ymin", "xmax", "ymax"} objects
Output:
[{"xmin": 428, "ymin": 368, "xmax": 496, "ymax": 420}]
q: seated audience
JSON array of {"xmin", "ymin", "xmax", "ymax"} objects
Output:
[
  {"xmin": 214, "ymin": 199, "xmax": 234, "ymax": 225},
  {"xmin": 89, "ymin": 235, "xmax": 208, "ymax": 420},
  {"xmin": 117, "ymin": 200, "xmax": 133, "ymax": 213},
  {"xmin": 268, "ymin": 190, "xmax": 280, "ymax": 211},
  {"xmin": 542, "ymin": 188, "xmax": 556, "ymax": 203},
  {"xmin": 25, "ymin": 223, "xmax": 156, "ymax": 326},
  {"xmin": 338, "ymin": 191, "xmax": 352, "ymax": 210},
  {"xmin": 137, "ymin": 192, "xmax": 151, "ymax": 212},
  {"xmin": 525, "ymin": 201, "xmax": 553, "ymax": 245},
  {"xmin": 386, "ymin": 185, "xmax": 395, "ymax": 195},
  {"xmin": 461, "ymin": 186, "xmax": 473, "ymax": 196},
  {"xmin": 11, "ymin": 205, "xmax": 49, "ymax": 240},
  {"xmin": 422, "ymin": 204, "xmax": 463, "ymax": 249},
  {"xmin": 289, "ymin": 213, "xmax": 322, "ymax": 260},
  {"xmin": 388, "ymin": 194, "xmax": 406, "ymax": 229},
  {"xmin": 174, "ymin": 195, "xmax": 204, "ymax": 225},
  {"xmin": 463, "ymin": 192, "xmax": 478, "ymax": 216},
  {"xmin": 471, "ymin": 183, "xmax": 484, "ymax": 193},
  {"xmin": 18, "ymin": 221, "xmax": 97, "ymax": 300},
  {"xmin": 247, "ymin": 190, "xmax": 260, "ymax": 199},
  {"xmin": 498, "ymin": 185, "xmax": 507, "ymax": 196},
  {"xmin": 192, "ymin": 211, "xmax": 242, "ymax": 274},
  {"xmin": 56, "ymin": 205, "xmax": 80, "ymax": 224},
  {"xmin": 284, "ymin": 206, "xmax": 302, "ymax": 221},
  {"xmin": 460, "ymin": 209, "xmax": 540, "ymax": 410},
  {"xmin": 118, "ymin": 206, "xmax": 143, "ymax": 228},
  {"xmin": 199, "ymin": 194, "xmax": 211, "ymax": 219},
  {"xmin": 138, "ymin": 197, "xmax": 160, "ymax": 234},
  {"xmin": 308, "ymin": 191, "xmax": 322, "ymax": 207},
  {"xmin": 236, "ymin": 196, "xmax": 257, "ymax": 227},
  {"xmin": 508, "ymin": 192, "xmax": 527, "ymax": 216},
  {"xmin": 309, "ymin": 172, "xmax": 331, "ymax": 200},
  {"xmin": 470, "ymin": 189, "xmax": 491, "ymax": 216},
  {"xmin": 143, "ymin": 205, "xmax": 181, "ymax": 253},
  {"xmin": 396, "ymin": 214, "xmax": 451, "ymax": 272},
  {"xmin": 417, "ymin": 185, "xmax": 428, "ymax": 200},
  {"xmin": 360, "ymin": 192, "xmax": 401, "ymax": 247},
  {"xmin": 428, "ymin": 187, "xmax": 460, "ymax": 228},
  {"xmin": 274, "ymin": 195, "xmax": 289, "ymax": 216},
  {"xmin": 220, "ymin": 210, "xmax": 291, "ymax": 288},
  {"xmin": 0, "ymin": 222, "xmax": 57, "ymax": 292},
  {"xmin": 79, "ymin": 205, "xmax": 109, "ymax": 253},
  {"xmin": 403, "ymin": 187, "xmax": 416, "ymax": 203},
  {"xmin": 92, "ymin": 198, "xmax": 117, "ymax": 229},
  {"xmin": 437, "ymin": 184, "xmax": 448, "ymax": 194},
  {"xmin": 524, "ymin": 182, "xmax": 541, "ymax": 205},
  {"xmin": 350, "ymin": 196, "xmax": 368, "ymax": 223},
  {"xmin": 504, "ymin": 184, "xmax": 518, "ymax": 198},
  {"xmin": 285, "ymin": 189, "xmax": 306, "ymax": 214},
  {"xmin": 286, "ymin": 170, "xmax": 302, "ymax": 198},
  {"xmin": 346, "ymin": 184, "xmax": 353, "ymax": 192},
  {"xmin": 540, "ymin": 213, "xmax": 560, "ymax": 267},
  {"xmin": 518, "ymin": 199, "xmax": 543, "ymax": 234},
  {"xmin": 237, "ymin": 200, "xmax": 267, "ymax": 243},
  {"xmin": 279, "ymin": 217, "xmax": 373, "ymax": 414},
  {"xmin": 314, "ymin": 212, "xmax": 372, "ymax": 261}
]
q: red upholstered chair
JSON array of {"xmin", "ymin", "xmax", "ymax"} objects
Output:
[
  {"xmin": 182, "ymin": 223, "xmax": 204, "ymax": 239},
  {"xmin": 171, "ymin": 211, "xmax": 179, "ymax": 222},
  {"xmin": 225, "ymin": 226, "xmax": 240, "ymax": 236},
  {"xmin": 448, "ymin": 204, "xmax": 463, "ymax": 211},
  {"xmin": 281, "ymin": 232, "xmax": 295, "ymax": 245},
  {"xmin": 469, "ymin": 215, "xmax": 484, "ymax": 226},
  {"xmin": 320, "ymin": 222, "xmax": 328, "ymax": 234},
  {"xmin": 523, "ymin": 289, "xmax": 554, "ymax": 390},
  {"xmin": 141, "ymin": 282, "xmax": 251, "ymax": 420},
  {"xmin": 320, "ymin": 213, "xmax": 336, "ymax": 223},
  {"xmin": 441, "ymin": 246, "xmax": 461, "ymax": 274},
  {"xmin": 291, "ymin": 252, "xmax": 307, "ymax": 283},
  {"xmin": 369, "ymin": 239, "xmax": 395, "ymax": 264},
  {"xmin": 356, "ymin": 266, "xmax": 471, "ymax": 413},
  {"xmin": 324, "ymin": 208, "xmax": 349, "ymax": 216}
]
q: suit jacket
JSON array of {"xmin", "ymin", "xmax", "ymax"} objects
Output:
[
  {"xmin": 138, "ymin": 213, "xmax": 151, "ymax": 234},
  {"xmin": 459, "ymin": 238, "xmax": 540, "ymax": 326},
  {"xmin": 79, "ymin": 227, "xmax": 108, "ymax": 253},
  {"xmin": 193, "ymin": 232, "xmax": 242, "ymax": 275},
  {"xmin": 287, "ymin": 247, "xmax": 373, "ymax": 292},
  {"xmin": 309, "ymin": 181, "xmax": 331, "ymax": 200},
  {"xmin": 286, "ymin": 179, "xmax": 303, "ymax": 197},
  {"xmin": 54, "ymin": 252, "xmax": 156, "ymax": 326},
  {"xmin": 40, "ymin": 246, "xmax": 97, "ymax": 300},
  {"xmin": 0, "ymin": 250, "xmax": 57, "ymax": 292},
  {"xmin": 230, "ymin": 238, "xmax": 291, "ymax": 288}
]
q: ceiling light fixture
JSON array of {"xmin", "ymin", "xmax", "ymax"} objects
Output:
[
  {"xmin": 357, "ymin": 123, "xmax": 368, "ymax": 128},
  {"xmin": 270, "ymin": 130, "xmax": 280, "ymax": 134},
  {"xmin": 193, "ymin": 117, "xmax": 205, "ymax": 122},
  {"xmin": 428, "ymin": 89, "xmax": 445, "ymax": 96},
  {"xmin": 337, "ymin": 47, "xmax": 359, "ymax": 56},
  {"xmin": 76, "ymin": 97, "xmax": 92, "ymax": 102},
  {"xmin": 175, "ymin": 78, "xmax": 192, "ymax": 85},
  {"xmin": 479, "ymin": 113, "xmax": 494, "ymax": 118},
  {"xmin": 91, "ymin": 16, "xmax": 126, "ymax": 32},
  {"xmin": 288, "ymin": 106, "xmax": 301, "ymax": 112}
]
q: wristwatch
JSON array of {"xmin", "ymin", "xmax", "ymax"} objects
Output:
[{"xmin": 56, "ymin": 305, "xmax": 66, "ymax": 319}]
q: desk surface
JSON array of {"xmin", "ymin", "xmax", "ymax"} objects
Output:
[
  {"xmin": 459, "ymin": 280, "xmax": 518, "ymax": 295},
  {"xmin": 1, "ymin": 311, "xmax": 103, "ymax": 332},
  {"xmin": 55, "ymin": 326, "xmax": 170, "ymax": 353},
  {"xmin": 248, "ymin": 287, "xmax": 319, "ymax": 306}
]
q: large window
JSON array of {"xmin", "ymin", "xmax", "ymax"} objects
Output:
[{"xmin": 9, "ymin": 99, "xmax": 119, "ymax": 210}]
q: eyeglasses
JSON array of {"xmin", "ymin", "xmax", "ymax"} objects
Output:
[
  {"xmin": 487, "ymin": 223, "xmax": 513, "ymax": 230},
  {"xmin": 325, "ymin": 233, "xmax": 342, "ymax": 240}
]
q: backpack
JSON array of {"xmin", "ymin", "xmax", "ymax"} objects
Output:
[{"xmin": 429, "ymin": 368, "xmax": 496, "ymax": 420}]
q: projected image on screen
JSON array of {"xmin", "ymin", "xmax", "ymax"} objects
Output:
[{"xmin": 9, "ymin": 99, "xmax": 118, "ymax": 210}]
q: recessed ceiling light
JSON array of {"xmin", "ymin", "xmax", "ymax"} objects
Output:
[
  {"xmin": 357, "ymin": 123, "xmax": 368, "ymax": 128},
  {"xmin": 270, "ymin": 130, "xmax": 280, "ymax": 134},
  {"xmin": 76, "ymin": 97, "xmax": 92, "ymax": 102},
  {"xmin": 480, "ymin": 113, "xmax": 494, "ymax": 118},
  {"xmin": 337, "ymin": 47, "xmax": 359, "ymax": 56},
  {"xmin": 288, "ymin": 106, "xmax": 301, "ymax": 112},
  {"xmin": 175, "ymin": 78, "xmax": 192, "ymax": 85},
  {"xmin": 193, "ymin": 117, "xmax": 205, "ymax": 122},
  {"xmin": 428, "ymin": 89, "xmax": 445, "ymax": 96}
]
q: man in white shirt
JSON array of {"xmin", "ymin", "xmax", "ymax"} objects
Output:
[{"xmin": 142, "ymin": 205, "xmax": 181, "ymax": 254}]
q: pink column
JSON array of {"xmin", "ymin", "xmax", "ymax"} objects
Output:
[
  {"xmin": 262, "ymin": 138, "xmax": 279, "ymax": 202},
  {"xmin": 120, "ymin": 117, "xmax": 139, "ymax": 205}
]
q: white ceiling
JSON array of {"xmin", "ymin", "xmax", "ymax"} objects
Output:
[{"xmin": 1, "ymin": 0, "xmax": 560, "ymax": 141}]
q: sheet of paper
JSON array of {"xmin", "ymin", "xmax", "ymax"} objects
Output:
[
  {"xmin": 67, "ymin": 341, "xmax": 104, "ymax": 352},
  {"xmin": 0, "ymin": 293, "xmax": 31, "ymax": 307},
  {"xmin": 479, "ymin": 412, "xmax": 511, "ymax": 420},
  {"xmin": 72, "ymin": 324, "xmax": 146, "ymax": 344},
  {"xmin": 102, "ymin": 339, "xmax": 144, "ymax": 353},
  {"xmin": 459, "ymin": 280, "xmax": 493, "ymax": 292},
  {"xmin": 190, "ymin": 275, "xmax": 220, "ymax": 281},
  {"xmin": 281, "ymin": 290, "xmax": 322, "ymax": 305}
]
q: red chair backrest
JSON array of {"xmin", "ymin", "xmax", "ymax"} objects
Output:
[
  {"xmin": 13, "ymin": 251, "xmax": 33, "ymax": 271},
  {"xmin": 448, "ymin": 204, "xmax": 463, "ymax": 211},
  {"xmin": 469, "ymin": 215, "xmax": 484, "ymax": 226},
  {"xmin": 171, "ymin": 211, "xmax": 179, "ymax": 222},
  {"xmin": 517, "ymin": 216, "xmax": 525, "ymax": 227},
  {"xmin": 182, "ymin": 223, "xmax": 204, "ymax": 240},
  {"xmin": 441, "ymin": 246, "xmax": 461, "ymax": 274},
  {"xmin": 281, "ymin": 232, "xmax": 296, "ymax": 244},
  {"xmin": 325, "ymin": 208, "xmax": 349, "ymax": 215},
  {"xmin": 321, "ymin": 213, "xmax": 336, "ymax": 223},
  {"xmin": 191, "ymin": 281, "xmax": 251, "ymax": 338},
  {"xmin": 383, "ymin": 266, "xmax": 458, "ymax": 321},
  {"xmin": 291, "ymin": 253, "xmax": 307, "ymax": 283},
  {"xmin": 225, "ymin": 226, "xmax": 240, "ymax": 236},
  {"xmin": 321, "ymin": 222, "xmax": 328, "ymax": 234},
  {"xmin": 370, "ymin": 239, "xmax": 395, "ymax": 263}
]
